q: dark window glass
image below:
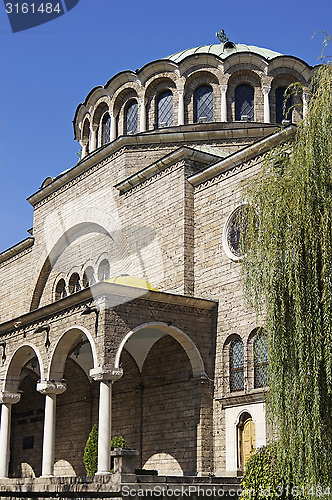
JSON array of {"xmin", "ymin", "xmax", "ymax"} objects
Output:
[
  {"xmin": 102, "ymin": 113, "xmax": 111, "ymax": 144},
  {"xmin": 126, "ymin": 101, "xmax": 138, "ymax": 134},
  {"xmin": 230, "ymin": 339, "xmax": 244, "ymax": 392},
  {"xmin": 98, "ymin": 259, "xmax": 110, "ymax": 281},
  {"xmin": 55, "ymin": 279, "xmax": 67, "ymax": 301},
  {"xmin": 82, "ymin": 266, "xmax": 96, "ymax": 288},
  {"xmin": 194, "ymin": 85, "xmax": 214, "ymax": 123},
  {"xmin": 254, "ymin": 335, "xmax": 269, "ymax": 388},
  {"xmin": 227, "ymin": 206, "xmax": 248, "ymax": 257},
  {"xmin": 275, "ymin": 87, "xmax": 292, "ymax": 123},
  {"xmin": 157, "ymin": 90, "xmax": 173, "ymax": 127},
  {"xmin": 68, "ymin": 273, "xmax": 81, "ymax": 294},
  {"xmin": 235, "ymin": 84, "xmax": 254, "ymax": 121}
]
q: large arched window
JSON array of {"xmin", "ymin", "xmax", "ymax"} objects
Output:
[
  {"xmin": 230, "ymin": 338, "xmax": 244, "ymax": 392},
  {"xmin": 275, "ymin": 87, "xmax": 292, "ymax": 123},
  {"xmin": 55, "ymin": 279, "xmax": 67, "ymax": 301},
  {"xmin": 254, "ymin": 334, "xmax": 269, "ymax": 388},
  {"xmin": 82, "ymin": 266, "xmax": 96, "ymax": 288},
  {"xmin": 98, "ymin": 259, "xmax": 110, "ymax": 281},
  {"xmin": 68, "ymin": 273, "xmax": 81, "ymax": 294},
  {"xmin": 194, "ymin": 85, "xmax": 213, "ymax": 123},
  {"xmin": 101, "ymin": 113, "xmax": 111, "ymax": 145},
  {"xmin": 125, "ymin": 100, "xmax": 138, "ymax": 135},
  {"xmin": 235, "ymin": 84, "xmax": 254, "ymax": 121},
  {"xmin": 157, "ymin": 90, "xmax": 173, "ymax": 127}
]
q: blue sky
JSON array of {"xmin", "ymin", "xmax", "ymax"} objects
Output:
[{"xmin": 0, "ymin": 0, "xmax": 331, "ymax": 253}]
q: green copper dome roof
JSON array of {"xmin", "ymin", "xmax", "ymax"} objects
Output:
[{"xmin": 166, "ymin": 43, "xmax": 282, "ymax": 63}]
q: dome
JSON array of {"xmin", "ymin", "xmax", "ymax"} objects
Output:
[
  {"xmin": 106, "ymin": 274, "xmax": 158, "ymax": 291},
  {"xmin": 165, "ymin": 42, "xmax": 282, "ymax": 64}
]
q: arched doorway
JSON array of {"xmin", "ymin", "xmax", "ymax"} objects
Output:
[{"xmin": 238, "ymin": 412, "xmax": 255, "ymax": 470}]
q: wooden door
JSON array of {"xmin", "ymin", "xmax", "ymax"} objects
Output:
[{"xmin": 241, "ymin": 418, "xmax": 255, "ymax": 467}]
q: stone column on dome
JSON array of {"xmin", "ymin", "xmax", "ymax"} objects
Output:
[
  {"xmin": 80, "ymin": 139, "xmax": 88, "ymax": 159},
  {"xmin": 37, "ymin": 381, "xmax": 66, "ymax": 477},
  {"xmin": 139, "ymin": 97, "xmax": 146, "ymax": 132},
  {"xmin": 262, "ymin": 86, "xmax": 271, "ymax": 124},
  {"xmin": 90, "ymin": 124, "xmax": 98, "ymax": 152},
  {"xmin": 220, "ymin": 85, "xmax": 228, "ymax": 122},
  {"xmin": 0, "ymin": 392, "xmax": 21, "ymax": 478},
  {"xmin": 177, "ymin": 89, "xmax": 184, "ymax": 126},
  {"xmin": 302, "ymin": 90, "xmax": 310, "ymax": 118},
  {"xmin": 90, "ymin": 367, "xmax": 123, "ymax": 475}
]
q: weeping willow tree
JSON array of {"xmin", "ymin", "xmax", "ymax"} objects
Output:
[{"xmin": 240, "ymin": 62, "xmax": 332, "ymax": 491}]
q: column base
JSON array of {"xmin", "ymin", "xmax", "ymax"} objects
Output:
[{"xmin": 95, "ymin": 471, "xmax": 113, "ymax": 476}]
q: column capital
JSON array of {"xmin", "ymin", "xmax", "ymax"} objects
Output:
[
  {"xmin": 0, "ymin": 391, "xmax": 21, "ymax": 405},
  {"xmin": 177, "ymin": 88, "xmax": 184, "ymax": 95},
  {"xmin": 138, "ymin": 96, "xmax": 146, "ymax": 105},
  {"xmin": 90, "ymin": 366, "xmax": 123, "ymax": 382},
  {"xmin": 262, "ymin": 85, "xmax": 271, "ymax": 95},
  {"xmin": 36, "ymin": 381, "xmax": 67, "ymax": 395},
  {"xmin": 220, "ymin": 84, "xmax": 228, "ymax": 93}
]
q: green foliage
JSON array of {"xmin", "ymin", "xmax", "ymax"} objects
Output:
[
  {"xmin": 242, "ymin": 444, "xmax": 281, "ymax": 500},
  {"xmin": 111, "ymin": 436, "xmax": 126, "ymax": 449},
  {"xmin": 84, "ymin": 424, "xmax": 98, "ymax": 476},
  {"xmin": 75, "ymin": 148, "xmax": 82, "ymax": 162},
  {"xmin": 241, "ymin": 444, "xmax": 307, "ymax": 500},
  {"xmin": 240, "ymin": 62, "xmax": 332, "ymax": 492}
]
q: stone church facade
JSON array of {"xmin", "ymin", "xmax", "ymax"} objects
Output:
[{"xmin": 0, "ymin": 41, "xmax": 314, "ymax": 482}]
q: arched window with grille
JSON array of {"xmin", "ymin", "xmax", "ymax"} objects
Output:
[
  {"xmin": 254, "ymin": 334, "xmax": 269, "ymax": 388},
  {"xmin": 102, "ymin": 113, "xmax": 111, "ymax": 145},
  {"xmin": 275, "ymin": 87, "xmax": 292, "ymax": 123},
  {"xmin": 194, "ymin": 85, "xmax": 213, "ymax": 123},
  {"xmin": 55, "ymin": 279, "xmax": 67, "ymax": 301},
  {"xmin": 235, "ymin": 84, "xmax": 254, "ymax": 121},
  {"xmin": 98, "ymin": 259, "xmax": 110, "ymax": 281},
  {"xmin": 68, "ymin": 273, "xmax": 81, "ymax": 294},
  {"xmin": 230, "ymin": 338, "xmax": 244, "ymax": 392},
  {"xmin": 157, "ymin": 90, "xmax": 173, "ymax": 128},
  {"xmin": 125, "ymin": 100, "xmax": 138, "ymax": 135}
]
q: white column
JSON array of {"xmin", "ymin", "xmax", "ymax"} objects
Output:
[
  {"xmin": 97, "ymin": 381, "xmax": 112, "ymax": 475},
  {"xmin": 177, "ymin": 89, "xmax": 184, "ymax": 126},
  {"xmin": 302, "ymin": 90, "xmax": 310, "ymax": 118},
  {"xmin": 0, "ymin": 392, "xmax": 21, "ymax": 478},
  {"xmin": 80, "ymin": 139, "xmax": 88, "ymax": 159},
  {"xmin": 37, "ymin": 381, "xmax": 66, "ymax": 477},
  {"xmin": 262, "ymin": 86, "xmax": 271, "ymax": 124},
  {"xmin": 220, "ymin": 85, "xmax": 228, "ymax": 122},
  {"xmin": 139, "ymin": 97, "xmax": 146, "ymax": 132},
  {"xmin": 110, "ymin": 112, "xmax": 117, "ymax": 141},
  {"xmin": 42, "ymin": 394, "xmax": 57, "ymax": 476},
  {"xmin": 90, "ymin": 125, "xmax": 98, "ymax": 152},
  {"xmin": 90, "ymin": 367, "xmax": 123, "ymax": 475}
]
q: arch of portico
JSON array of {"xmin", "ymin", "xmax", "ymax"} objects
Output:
[{"xmin": 0, "ymin": 344, "xmax": 44, "ymax": 478}]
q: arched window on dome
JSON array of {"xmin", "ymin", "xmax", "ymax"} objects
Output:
[
  {"xmin": 101, "ymin": 113, "xmax": 111, "ymax": 145},
  {"xmin": 125, "ymin": 100, "xmax": 138, "ymax": 135},
  {"xmin": 275, "ymin": 87, "xmax": 292, "ymax": 123},
  {"xmin": 82, "ymin": 266, "xmax": 96, "ymax": 288},
  {"xmin": 235, "ymin": 84, "xmax": 254, "ymax": 121},
  {"xmin": 68, "ymin": 273, "xmax": 81, "ymax": 294},
  {"xmin": 157, "ymin": 90, "xmax": 173, "ymax": 128},
  {"xmin": 55, "ymin": 279, "xmax": 67, "ymax": 301},
  {"xmin": 254, "ymin": 333, "xmax": 269, "ymax": 388},
  {"xmin": 194, "ymin": 85, "xmax": 214, "ymax": 123},
  {"xmin": 230, "ymin": 338, "xmax": 244, "ymax": 392},
  {"xmin": 98, "ymin": 259, "xmax": 110, "ymax": 281}
]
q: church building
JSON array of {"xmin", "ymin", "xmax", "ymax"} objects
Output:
[{"xmin": 0, "ymin": 39, "xmax": 314, "ymax": 483}]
